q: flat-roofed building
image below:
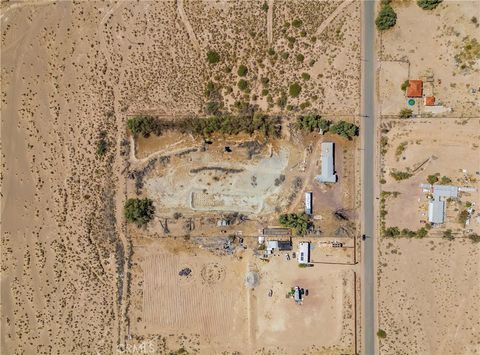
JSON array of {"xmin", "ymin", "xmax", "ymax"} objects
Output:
[{"xmin": 317, "ymin": 142, "xmax": 337, "ymax": 183}]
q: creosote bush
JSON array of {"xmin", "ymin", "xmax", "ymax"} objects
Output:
[
  {"xmin": 417, "ymin": 0, "xmax": 443, "ymax": 10},
  {"xmin": 289, "ymin": 82, "xmax": 302, "ymax": 97},
  {"xmin": 237, "ymin": 65, "xmax": 248, "ymax": 77},
  {"xmin": 206, "ymin": 50, "xmax": 220, "ymax": 64}
]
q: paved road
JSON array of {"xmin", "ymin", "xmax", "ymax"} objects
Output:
[{"xmin": 361, "ymin": 0, "xmax": 376, "ymax": 354}]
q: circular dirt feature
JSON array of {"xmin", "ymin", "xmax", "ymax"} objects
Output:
[
  {"xmin": 200, "ymin": 262, "xmax": 226, "ymax": 284},
  {"xmin": 245, "ymin": 271, "xmax": 259, "ymax": 289}
]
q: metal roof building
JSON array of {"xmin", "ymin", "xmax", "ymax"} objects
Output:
[
  {"xmin": 428, "ymin": 199, "xmax": 445, "ymax": 224},
  {"xmin": 425, "ymin": 184, "xmax": 459, "ymax": 225},
  {"xmin": 317, "ymin": 142, "xmax": 337, "ymax": 183}
]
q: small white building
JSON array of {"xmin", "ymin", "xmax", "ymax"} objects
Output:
[{"xmin": 297, "ymin": 242, "xmax": 310, "ymax": 264}]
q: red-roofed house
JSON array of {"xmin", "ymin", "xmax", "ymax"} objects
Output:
[
  {"xmin": 424, "ymin": 96, "xmax": 435, "ymax": 106},
  {"xmin": 406, "ymin": 80, "xmax": 423, "ymax": 97}
]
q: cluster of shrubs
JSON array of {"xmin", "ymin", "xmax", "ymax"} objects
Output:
[
  {"xmin": 279, "ymin": 212, "xmax": 312, "ymax": 235},
  {"xmin": 296, "ymin": 115, "xmax": 359, "ymax": 139},
  {"xmin": 127, "ymin": 113, "xmax": 281, "ymax": 139},
  {"xmin": 384, "ymin": 226, "xmax": 428, "ymax": 238}
]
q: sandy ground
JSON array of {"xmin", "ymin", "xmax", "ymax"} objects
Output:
[
  {"xmin": 379, "ymin": 1, "xmax": 480, "ymax": 117},
  {"xmin": 127, "ymin": 238, "xmax": 356, "ymax": 354},
  {"xmin": 378, "ymin": 238, "xmax": 480, "ymax": 354}
]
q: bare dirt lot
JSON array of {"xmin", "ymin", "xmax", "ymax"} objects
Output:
[
  {"xmin": 378, "ymin": 1, "xmax": 480, "ymax": 117},
  {"xmin": 378, "ymin": 238, "xmax": 480, "ymax": 354},
  {"xmin": 128, "ymin": 238, "xmax": 356, "ymax": 354}
]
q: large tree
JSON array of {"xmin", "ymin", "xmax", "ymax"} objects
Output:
[
  {"xmin": 124, "ymin": 198, "xmax": 155, "ymax": 226},
  {"xmin": 376, "ymin": 4, "xmax": 397, "ymax": 31}
]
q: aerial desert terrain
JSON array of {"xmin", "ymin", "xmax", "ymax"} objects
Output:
[
  {"xmin": 376, "ymin": 1, "xmax": 480, "ymax": 353},
  {"xmin": 1, "ymin": 1, "xmax": 362, "ymax": 354}
]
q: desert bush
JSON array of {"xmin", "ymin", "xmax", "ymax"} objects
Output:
[
  {"xmin": 377, "ymin": 329, "xmax": 387, "ymax": 339},
  {"xmin": 443, "ymin": 229, "xmax": 454, "ymax": 240},
  {"xmin": 301, "ymin": 72, "xmax": 311, "ymax": 81},
  {"xmin": 417, "ymin": 0, "xmax": 442, "ymax": 10},
  {"xmin": 289, "ymin": 82, "xmax": 302, "ymax": 97},
  {"xmin": 276, "ymin": 94, "xmax": 287, "ymax": 109},
  {"xmin": 390, "ymin": 170, "xmax": 413, "ymax": 181},
  {"xmin": 427, "ymin": 174, "xmax": 439, "ymax": 184},
  {"xmin": 124, "ymin": 198, "xmax": 155, "ymax": 226},
  {"xmin": 416, "ymin": 227, "xmax": 428, "ymax": 239},
  {"xmin": 237, "ymin": 65, "xmax": 248, "ymax": 77},
  {"xmin": 376, "ymin": 4, "xmax": 397, "ymax": 31},
  {"xmin": 384, "ymin": 227, "xmax": 400, "ymax": 237},
  {"xmin": 329, "ymin": 121, "xmax": 359, "ymax": 139},
  {"xmin": 440, "ymin": 176, "xmax": 451, "ymax": 184},
  {"xmin": 468, "ymin": 233, "xmax": 480, "ymax": 243},
  {"xmin": 238, "ymin": 79, "xmax": 248, "ymax": 91},
  {"xmin": 279, "ymin": 212, "xmax": 311, "ymax": 235},
  {"xmin": 206, "ymin": 50, "xmax": 220, "ymax": 64},
  {"xmin": 262, "ymin": 2, "xmax": 268, "ymax": 12},
  {"xmin": 292, "ymin": 19, "xmax": 303, "ymax": 28},
  {"xmin": 400, "ymin": 80, "xmax": 409, "ymax": 91},
  {"xmin": 399, "ymin": 108, "xmax": 413, "ymax": 118},
  {"xmin": 296, "ymin": 53, "xmax": 305, "ymax": 62}
]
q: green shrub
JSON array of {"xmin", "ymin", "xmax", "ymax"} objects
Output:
[
  {"xmin": 281, "ymin": 52, "xmax": 290, "ymax": 60},
  {"xmin": 390, "ymin": 170, "xmax": 413, "ymax": 181},
  {"xmin": 329, "ymin": 121, "xmax": 359, "ymax": 139},
  {"xmin": 399, "ymin": 108, "xmax": 413, "ymax": 118},
  {"xmin": 416, "ymin": 227, "xmax": 428, "ymax": 239},
  {"xmin": 292, "ymin": 19, "xmax": 303, "ymax": 28},
  {"xmin": 401, "ymin": 80, "xmax": 409, "ymax": 91},
  {"xmin": 267, "ymin": 48, "xmax": 275, "ymax": 56},
  {"xmin": 238, "ymin": 79, "xmax": 248, "ymax": 91},
  {"xmin": 206, "ymin": 50, "xmax": 220, "ymax": 64},
  {"xmin": 262, "ymin": 1, "xmax": 268, "ymax": 12},
  {"xmin": 237, "ymin": 65, "xmax": 248, "ymax": 77},
  {"xmin": 468, "ymin": 233, "xmax": 480, "ymax": 243},
  {"xmin": 376, "ymin": 4, "xmax": 397, "ymax": 31},
  {"xmin": 440, "ymin": 176, "xmax": 452, "ymax": 184},
  {"xmin": 261, "ymin": 88, "xmax": 269, "ymax": 96},
  {"xmin": 301, "ymin": 72, "xmax": 311, "ymax": 81},
  {"xmin": 289, "ymin": 82, "xmax": 302, "ymax": 97},
  {"xmin": 443, "ymin": 229, "xmax": 454, "ymax": 240},
  {"xmin": 417, "ymin": 0, "xmax": 442, "ymax": 10},
  {"xmin": 427, "ymin": 174, "xmax": 439, "ymax": 185},
  {"xmin": 377, "ymin": 329, "xmax": 387, "ymax": 339},
  {"xmin": 296, "ymin": 53, "xmax": 305, "ymax": 62},
  {"xmin": 279, "ymin": 212, "xmax": 311, "ymax": 235},
  {"xmin": 276, "ymin": 94, "xmax": 288, "ymax": 109},
  {"xmin": 124, "ymin": 198, "xmax": 155, "ymax": 226}
]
